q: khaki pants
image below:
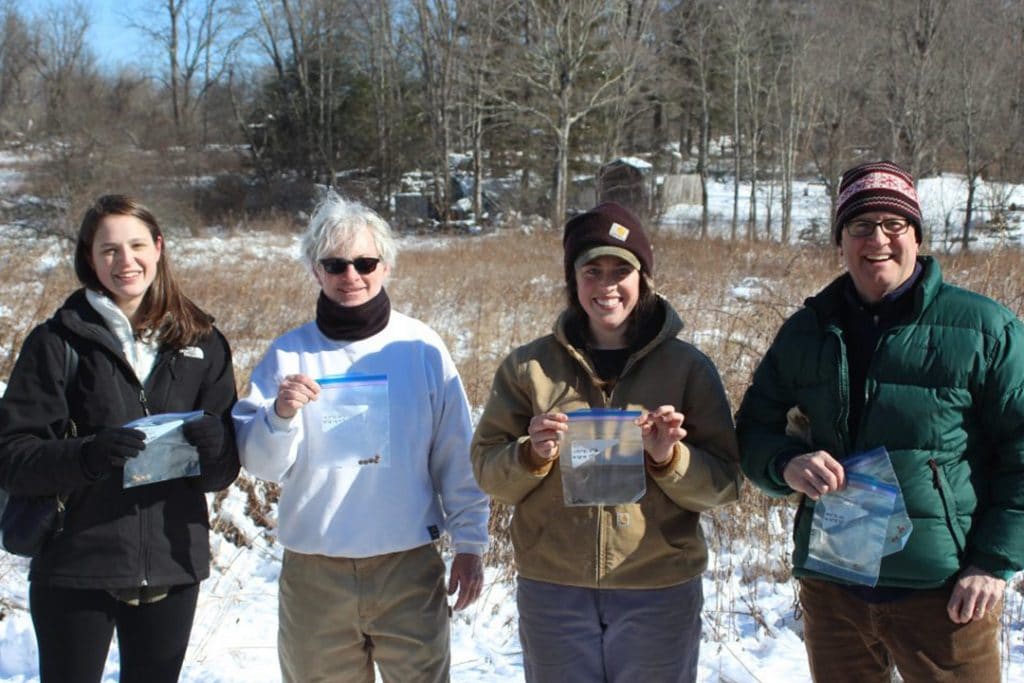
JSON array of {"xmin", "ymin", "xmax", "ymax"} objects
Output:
[
  {"xmin": 799, "ymin": 578, "xmax": 1002, "ymax": 683},
  {"xmin": 278, "ymin": 543, "xmax": 450, "ymax": 683}
]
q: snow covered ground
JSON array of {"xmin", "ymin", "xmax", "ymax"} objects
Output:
[{"xmin": 1, "ymin": 155, "xmax": 1023, "ymax": 681}]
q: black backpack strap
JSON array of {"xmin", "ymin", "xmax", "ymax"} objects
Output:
[
  {"xmin": 55, "ymin": 332, "xmax": 78, "ymax": 529},
  {"xmin": 40, "ymin": 316, "xmax": 80, "ymax": 438},
  {"xmin": 63, "ymin": 338, "xmax": 78, "ymax": 390},
  {"xmin": 62, "ymin": 337, "xmax": 78, "ymax": 438}
]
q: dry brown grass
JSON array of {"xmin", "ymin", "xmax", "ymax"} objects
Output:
[{"xmin": 4, "ymin": 226, "xmax": 1024, "ymax": 583}]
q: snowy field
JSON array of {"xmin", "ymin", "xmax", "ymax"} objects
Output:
[{"xmin": 1, "ymin": 155, "xmax": 1023, "ymax": 682}]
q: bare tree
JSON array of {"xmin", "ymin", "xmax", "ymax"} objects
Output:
[
  {"xmin": 774, "ymin": 5, "xmax": 818, "ymax": 243},
  {"xmin": 458, "ymin": 0, "xmax": 506, "ymax": 224},
  {"xmin": 486, "ymin": 0, "xmax": 649, "ymax": 227},
  {"xmin": 133, "ymin": 0, "xmax": 244, "ymax": 143},
  {"xmin": 669, "ymin": 0, "xmax": 722, "ymax": 238},
  {"xmin": 880, "ymin": 0, "xmax": 953, "ymax": 179},
  {"xmin": 947, "ymin": 0, "xmax": 1010, "ymax": 249},
  {"xmin": 411, "ymin": 0, "xmax": 462, "ymax": 224},
  {"xmin": 349, "ymin": 0, "xmax": 406, "ymax": 208},
  {"xmin": 0, "ymin": 1, "xmax": 34, "ymax": 135},
  {"xmin": 803, "ymin": 5, "xmax": 871, "ymax": 236},
  {"xmin": 1005, "ymin": 2, "xmax": 1024, "ymax": 182},
  {"xmin": 720, "ymin": 0, "xmax": 755, "ymax": 239},
  {"xmin": 251, "ymin": 0, "xmax": 348, "ymax": 181},
  {"xmin": 29, "ymin": 0, "xmax": 92, "ymax": 136},
  {"xmin": 736, "ymin": 8, "xmax": 776, "ymax": 241},
  {"xmin": 596, "ymin": 0, "xmax": 657, "ymax": 160}
]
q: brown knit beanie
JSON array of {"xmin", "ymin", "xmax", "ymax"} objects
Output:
[
  {"xmin": 563, "ymin": 202, "xmax": 654, "ymax": 283},
  {"xmin": 833, "ymin": 161, "xmax": 923, "ymax": 245}
]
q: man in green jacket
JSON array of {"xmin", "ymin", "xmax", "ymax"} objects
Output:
[{"xmin": 737, "ymin": 160, "xmax": 1024, "ymax": 683}]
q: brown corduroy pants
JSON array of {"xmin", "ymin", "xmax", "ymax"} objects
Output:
[
  {"xmin": 278, "ymin": 544, "xmax": 450, "ymax": 683},
  {"xmin": 799, "ymin": 578, "xmax": 1002, "ymax": 683}
]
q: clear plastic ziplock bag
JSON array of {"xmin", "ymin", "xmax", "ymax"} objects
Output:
[
  {"xmin": 843, "ymin": 446, "xmax": 913, "ymax": 555},
  {"xmin": 559, "ymin": 409, "xmax": 646, "ymax": 507},
  {"xmin": 306, "ymin": 374, "xmax": 390, "ymax": 470},
  {"xmin": 122, "ymin": 411, "xmax": 204, "ymax": 488},
  {"xmin": 805, "ymin": 471, "xmax": 898, "ymax": 586}
]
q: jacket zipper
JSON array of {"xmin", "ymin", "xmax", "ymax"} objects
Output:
[
  {"xmin": 91, "ymin": 334, "xmax": 160, "ymax": 587},
  {"xmin": 855, "ymin": 324, "xmax": 900, "ymax": 451},
  {"xmin": 138, "ymin": 386, "xmax": 152, "ymax": 587},
  {"xmin": 928, "ymin": 459, "xmax": 965, "ymax": 558},
  {"xmin": 594, "ymin": 391, "xmax": 610, "ymax": 586},
  {"xmin": 593, "ymin": 383, "xmax": 618, "ymax": 585},
  {"xmin": 796, "ymin": 324, "xmax": 848, "ymax": 549},
  {"xmin": 568, "ymin": 334, "xmax": 649, "ymax": 587},
  {"xmin": 827, "ymin": 324, "xmax": 850, "ymax": 457},
  {"xmin": 65, "ymin": 318, "xmax": 169, "ymax": 589},
  {"xmin": 794, "ymin": 325, "xmax": 851, "ymax": 548}
]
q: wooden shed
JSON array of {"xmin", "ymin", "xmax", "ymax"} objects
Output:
[{"xmin": 597, "ymin": 157, "xmax": 654, "ymax": 216}]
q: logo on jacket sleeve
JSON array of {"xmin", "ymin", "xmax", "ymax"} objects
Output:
[{"xmin": 180, "ymin": 346, "xmax": 204, "ymax": 359}]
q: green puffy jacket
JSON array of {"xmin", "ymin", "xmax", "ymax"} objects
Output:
[{"xmin": 737, "ymin": 256, "xmax": 1024, "ymax": 587}]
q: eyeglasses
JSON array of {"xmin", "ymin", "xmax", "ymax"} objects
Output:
[
  {"xmin": 318, "ymin": 257, "xmax": 381, "ymax": 275},
  {"xmin": 845, "ymin": 218, "xmax": 912, "ymax": 238}
]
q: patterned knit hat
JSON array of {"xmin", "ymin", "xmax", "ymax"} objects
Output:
[
  {"xmin": 833, "ymin": 161, "xmax": 923, "ymax": 244},
  {"xmin": 563, "ymin": 201, "xmax": 653, "ymax": 283}
]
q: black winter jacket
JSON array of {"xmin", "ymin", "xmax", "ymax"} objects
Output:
[{"xmin": 0, "ymin": 289, "xmax": 240, "ymax": 589}]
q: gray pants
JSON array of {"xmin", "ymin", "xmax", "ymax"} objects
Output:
[{"xmin": 516, "ymin": 576, "xmax": 703, "ymax": 683}]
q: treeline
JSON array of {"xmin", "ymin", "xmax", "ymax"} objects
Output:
[{"xmin": 1, "ymin": 0, "xmax": 1022, "ymax": 244}]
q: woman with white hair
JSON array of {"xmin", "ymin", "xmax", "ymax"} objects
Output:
[{"xmin": 233, "ymin": 191, "xmax": 488, "ymax": 683}]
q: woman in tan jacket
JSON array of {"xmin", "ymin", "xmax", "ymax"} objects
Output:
[{"xmin": 471, "ymin": 201, "xmax": 740, "ymax": 683}]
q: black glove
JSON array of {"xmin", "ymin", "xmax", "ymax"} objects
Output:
[
  {"xmin": 182, "ymin": 414, "xmax": 224, "ymax": 462},
  {"xmin": 82, "ymin": 427, "xmax": 147, "ymax": 478}
]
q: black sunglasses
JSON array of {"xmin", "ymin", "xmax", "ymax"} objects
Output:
[{"xmin": 318, "ymin": 257, "xmax": 381, "ymax": 275}]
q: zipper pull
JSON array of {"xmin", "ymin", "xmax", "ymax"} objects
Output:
[
  {"xmin": 928, "ymin": 459, "xmax": 940, "ymax": 487},
  {"xmin": 55, "ymin": 498, "xmax": 66, "ymax": 533},
  {"xmin": 139, "ymin": 389, "xmax": 150, "ymax": 416}
]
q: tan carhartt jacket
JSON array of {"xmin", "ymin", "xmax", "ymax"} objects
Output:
[{"xmin": 471, "ymin": 298, "xmax": 740, "ymax": 589}]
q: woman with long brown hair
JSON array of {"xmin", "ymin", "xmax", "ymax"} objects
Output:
[{"xmin": 0, "ymin": 194, "xmax": 239, "ymax": 682}]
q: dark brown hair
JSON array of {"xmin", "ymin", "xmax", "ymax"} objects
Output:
[
  {"xmin": 74, "ymin": 194, "xmax": 213, "ymax": 349},
  {"xmin": 565, "ymin": 269, "xmax": 659, "ymax": 349}
]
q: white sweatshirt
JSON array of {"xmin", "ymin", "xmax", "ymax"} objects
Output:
[{"xmin": 233, "ymin": 312, "xmax": 489, "ymax": 558}]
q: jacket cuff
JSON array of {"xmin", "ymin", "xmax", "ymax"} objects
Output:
[
  {"xmin": 453, "ymin": 542, "xmax": 487, "ymax": 556},
  {"xmin": 517, "ymin": 439, "xmax": 557, "ymax": 476},
  {"xmin": 78, "ymin": 438, "xmax": 107, "ymax": 481},
  {"xmin": 80, "ymin": 456, "xmax": 106, "ymax": 481},
  {"xmin": 967, "ymin": 550, "xmax": 1019, "ymax": 581},
  {"xmin": 265, "ymin": 402, "xmax": 299, "ymax": 433},
  {"xmin": 769, "ymin": 452, "xmax": 800, "ymax": 489},
  {"xmin": 645, "ymin": 441, "xmax": 682, "ymax": 477}
]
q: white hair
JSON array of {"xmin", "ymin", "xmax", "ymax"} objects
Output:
[{"xmin": 300, "ymin": 191, "xmax": 397, "ymax": 270}]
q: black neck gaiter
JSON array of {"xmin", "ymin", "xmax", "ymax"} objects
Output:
[{"xmin": 315, "ymin": 288, "xmax": 391, "ymax": 341}]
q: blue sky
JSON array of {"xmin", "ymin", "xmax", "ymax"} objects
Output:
[
  {"xmin": 25, "ymin": 0, "xmax": 151, "ymax": 71},
  {"xmin": 86, "ymin": 0, "xmax": 150, "ymax": 70},
  {"xmin": 29, "ymin": 0, "xmax": 258, "ymax": 74}
]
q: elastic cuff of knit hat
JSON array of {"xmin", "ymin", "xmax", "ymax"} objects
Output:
[{"xmin": 573, "ymin": 245, "xmax": 641, "ymax": 272}]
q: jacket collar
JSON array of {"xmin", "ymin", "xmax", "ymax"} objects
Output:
[
  {"xmin": 552, "ymin": 295, "xmax": 684, "ymax": 378},
  {"xmin": 54, "ymin": 289, "xmax": 130, "ymax": 357}
]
